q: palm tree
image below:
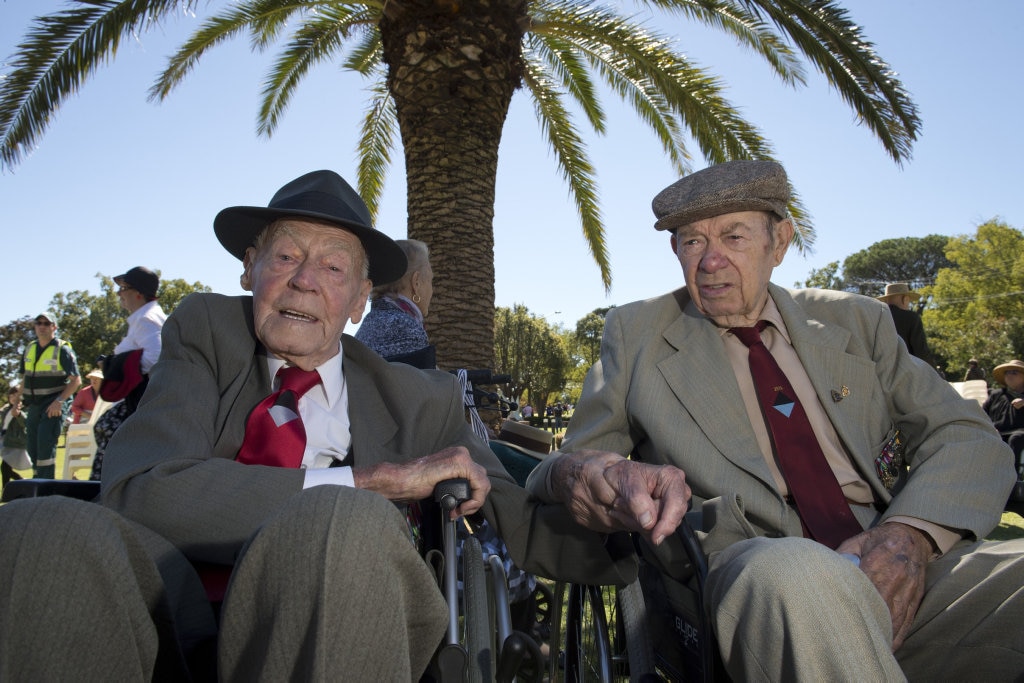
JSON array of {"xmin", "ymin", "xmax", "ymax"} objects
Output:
[{"xmin": 0, "ymin": 0, "xmax": 919, "ymax": 368}]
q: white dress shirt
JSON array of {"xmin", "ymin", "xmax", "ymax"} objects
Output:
[
  {"xmin": 113, "ymin": 300, "xmax": 167, "ymax": 374},
  {"xmin": 264, "ymin": 344, "xmax": 355, "ymax": 488}
]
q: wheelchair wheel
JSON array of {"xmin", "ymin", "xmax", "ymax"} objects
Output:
[
  {"xmin": 564, "ymin": 583, "xmax": 613, "ymax": 682},
  {"xmin": 462, "ymin": 536, "xmax": 492, "ymax": 683},
  {"xmin": 563, "ymin": 581, "xmax": 656, "ymax": 682},
  {"xmin": 616, "ymin": 578, "xmax": 655, "ymax": 679}
]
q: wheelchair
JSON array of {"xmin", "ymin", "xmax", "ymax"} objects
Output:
[{"xmin": 559, "ymin": 518, "xmax": 721, "ymax": 683}]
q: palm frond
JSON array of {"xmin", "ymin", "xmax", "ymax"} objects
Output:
[
  {"xmin": 0, "ymin": 0, "xmax": 196, "ymax": 169},
  {"xmin": 636, "ymin": 0, "xmax": 806, "ymax": 86},
  {"xmin": 741, "ymin": 0, "xmax": 921, "ymax": 163},
  {"xmin": 530, "ymin": 0, "xmax": 819, "ymax": 249},
  {"xmin": 257, "ymin": 7, "xmax": 374, "ymax": 137},
  {"xmin": 342, "ymin": 25, "xmax": 383, "ymax": 75},
  {"xmin": 149, "ymin": 0, "xmax": 306, "ymax": 101},
  {"xmin": 356, "ymin": 77, "xmax": 397, "ymax": 219},
  {"xmin": 523, "ymin": 34, "xmax": 606, "ymax": 133},
  {"xmin": 522, "ymin": 60, "xmax": 610, "ymax": 289}
]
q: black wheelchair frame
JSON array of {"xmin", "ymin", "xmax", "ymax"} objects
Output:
[{"xmin": 559, "ymin": 520, "xmax": 720, "ymax": 683}]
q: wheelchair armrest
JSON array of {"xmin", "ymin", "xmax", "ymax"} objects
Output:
[{"xmin": 1, "ymin": 479, "xmax": 101, "ymax": 503}]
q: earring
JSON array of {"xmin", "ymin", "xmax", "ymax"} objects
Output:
[{"xmin": 413, "ymin": 293, "xmax": 422, "ymax": 304}]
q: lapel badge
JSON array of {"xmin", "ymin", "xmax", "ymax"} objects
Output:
[{"xmin": 830, "ymin": 385, "xmax": 850, "ymax": 402}]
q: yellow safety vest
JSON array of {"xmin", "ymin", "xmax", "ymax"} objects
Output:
[{"xmin": 22, "ymin": 339, "xmax": 73, "ymax": 399}]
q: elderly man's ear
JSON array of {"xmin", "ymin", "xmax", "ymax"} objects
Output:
[
  {"xmin": 772, "ymin": 218, "xmax": 795, "ymax": 266},
  {"xmin": 240, "ymin": 249, "xmax": 256, "ymax": 291}
]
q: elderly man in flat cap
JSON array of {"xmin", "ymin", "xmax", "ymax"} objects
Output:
[
  {"xmin": 0, "ymin": 171, "xmax": 632, "ymax": 680},
  {"xmin": 528, "ymin": 160, "xmax": 1024, "ymax": 679}
]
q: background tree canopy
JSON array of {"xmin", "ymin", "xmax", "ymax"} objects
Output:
[
  {"xmin": 1, "ymin": 273, "xmax": 210, "ymax": 395},
  {"xmin": 493, "ymin": 304, "xmax": 570, "ymax": 412},
  {"xmin": 796, "ymin": 219, "xmax": 1024, "ymax": 379},
  {"xmin": 924, "ymin": 220, "xmax": 1024, "ymax": 377},
  {"xmin": 842, "ymin": 235, "xmax": 952, "ymax": 303}
]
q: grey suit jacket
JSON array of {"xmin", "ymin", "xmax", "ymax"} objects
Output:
[
  {"xmin": 101, "ymin": 293, "xmax": 634, "ymax": 585},
  {"xmin": 530, "ymin": 283, "xmax": 1013, "ymax": 545}
]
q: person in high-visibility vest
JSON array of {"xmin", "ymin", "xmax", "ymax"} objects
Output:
[{"xmin": 18, "ymin": 311, "xmax": 81, "ymax": 478}]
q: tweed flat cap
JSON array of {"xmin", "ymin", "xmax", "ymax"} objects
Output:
[{"xmin": 652, "ymin": 160, "xmax": 790, "ymax": 231}]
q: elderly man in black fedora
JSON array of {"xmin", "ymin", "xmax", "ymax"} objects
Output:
[
  {"xmin": 0, "ymin": 170, "xmax": 632, "ymax": 680},
  {"xmin": 527, "ymin": 160, "xmax": 1023, "ymax": 679}
]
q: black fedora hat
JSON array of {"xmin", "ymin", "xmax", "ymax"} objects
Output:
[{"xmin": 214, "ymin": 170, "xmax": 407, "ymax": 286}]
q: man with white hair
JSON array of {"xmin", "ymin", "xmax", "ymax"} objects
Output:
[{"xmin": 0, "ymin": 170, "xmax": 632, "ymax": 680}]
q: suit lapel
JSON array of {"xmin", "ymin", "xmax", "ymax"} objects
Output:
[
  {"xmin": 341, "ymin": 338, "xmax": 403, "ymax": 468},
  {"xmin": 770, "ymin": 284, "xmax": 878, "ymax": 473},
  {"xmin": 658, "ymin": 293, "xmax": 777, "ymax": 489}
]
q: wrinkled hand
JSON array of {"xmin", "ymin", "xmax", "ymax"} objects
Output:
[
  {"xmin": 836, "ymin": 522, "xmax": 932, "ymax": 651},
  {"xmin": 550, "ymin": 450, "xmax": 690, "ymax": 545},
  {"xmin": 353, "ymin": 446, "xmax": 490, "ymax": 518}
]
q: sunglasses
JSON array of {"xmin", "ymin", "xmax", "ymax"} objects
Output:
[{"xmin": 34, "ymin": 320, "xmax": 54, "ymax": 326}]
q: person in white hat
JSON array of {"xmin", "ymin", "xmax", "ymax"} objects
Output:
[
  {"xmin": 878, "ymin": 283, "xmax": 934, "ymax": 365},
  {"xmin": 70, "ymin": 368, "xmax": 103, "ymax": 424},
  {"xmin": 983, "ymin": 359, "xmax": 1024, "ymax": 478}
]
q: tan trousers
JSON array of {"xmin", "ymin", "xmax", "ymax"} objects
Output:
[
  {"xmin": 0, "ymin": 486, "xmax": 448, "ymax": 681},
  {"xmin": 708, "ymin": 535, "xmax": 1024, "ymax": 681}
]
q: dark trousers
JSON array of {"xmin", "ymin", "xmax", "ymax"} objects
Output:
[{"xmin": 24, "ymin": 401, "xmax": 63, "ymax": 479}]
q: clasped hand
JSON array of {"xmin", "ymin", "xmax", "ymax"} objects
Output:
[
  {"xmin": 836, "ymin": 522, "xmax": 932, "ymax": 651},
  {"xmin": 353, "ymin": 446, "xmax": 490, "ymax": 518},
  {"xmin": 550, "ymin": 450, "xmax": 690, "ymax": 545}
]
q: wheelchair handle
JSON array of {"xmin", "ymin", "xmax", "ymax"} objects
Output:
[{"xmin": 433, "ymin": 478, "xmax": 471, "ymax": 512}]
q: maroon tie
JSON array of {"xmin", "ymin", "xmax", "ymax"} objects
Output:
[
  {"xmin": 236, "ymin": 365, "xmax": 322, "ymax": 468},
  {"xmin": 730, "ymin": 321, "xmax": 862, "ymax": 549}
]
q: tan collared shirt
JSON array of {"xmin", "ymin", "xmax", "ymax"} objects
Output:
[
  {"xmin": 720, "ymin": 298, "xmax": 874, "ymax": 504},
  {"xmin": 720, "ymin": 297, "xmax": 957, "ymax": 554}
]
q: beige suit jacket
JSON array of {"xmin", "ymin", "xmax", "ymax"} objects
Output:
[
  {"xmin": 530, "ymin": 284, "xmax": 1013, "ymax": 545},
  {"xmin": 101, "ymin": 293, "xmax": 635, "ymax": 585}
]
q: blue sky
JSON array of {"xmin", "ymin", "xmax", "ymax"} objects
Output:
[{"xmin": 2, "ymin": 0, "xmax": 1021, "ymax": 343}]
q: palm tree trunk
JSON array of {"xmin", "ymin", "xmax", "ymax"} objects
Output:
[{"xmin": 381, "ymin": 0, "xmax": 526, "ymax": 371}]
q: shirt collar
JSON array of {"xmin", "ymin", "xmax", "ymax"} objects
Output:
[
  {"xmin": 126, "ymin": 299, "xmax": 157, "ymax": 324},
  {"xmin": 707, "ymin": 292, "xmax": 793, "ymax": 343},
  {"xmin": 264, "ymin": 341, "xmax": 345, "ymax": 408}
]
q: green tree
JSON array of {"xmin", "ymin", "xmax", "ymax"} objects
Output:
[
  {"xmin": 493, "ymin": 304, "xmax": 569, "ymax": 413},
  {"xmin": 796, "ymin": 261, "xmax": 844, "ymax": 290},
  {"xmin": 573, "ymin": 307, "xmax": 612, "ymax": 368},
  {"xmin": 0, "ymin": 317, "xmax": 34, "ymax": 395},
  {"xmin": 925, "ymin": 220, "xmax": 1024, "ymax": 376},
  {"xmin": 842, "ymin": 235, "xmax": 952, "ymax": 306},
  {"xmin": 1, "ymin": 0, "xmax": 920, "ymax": 368}
]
